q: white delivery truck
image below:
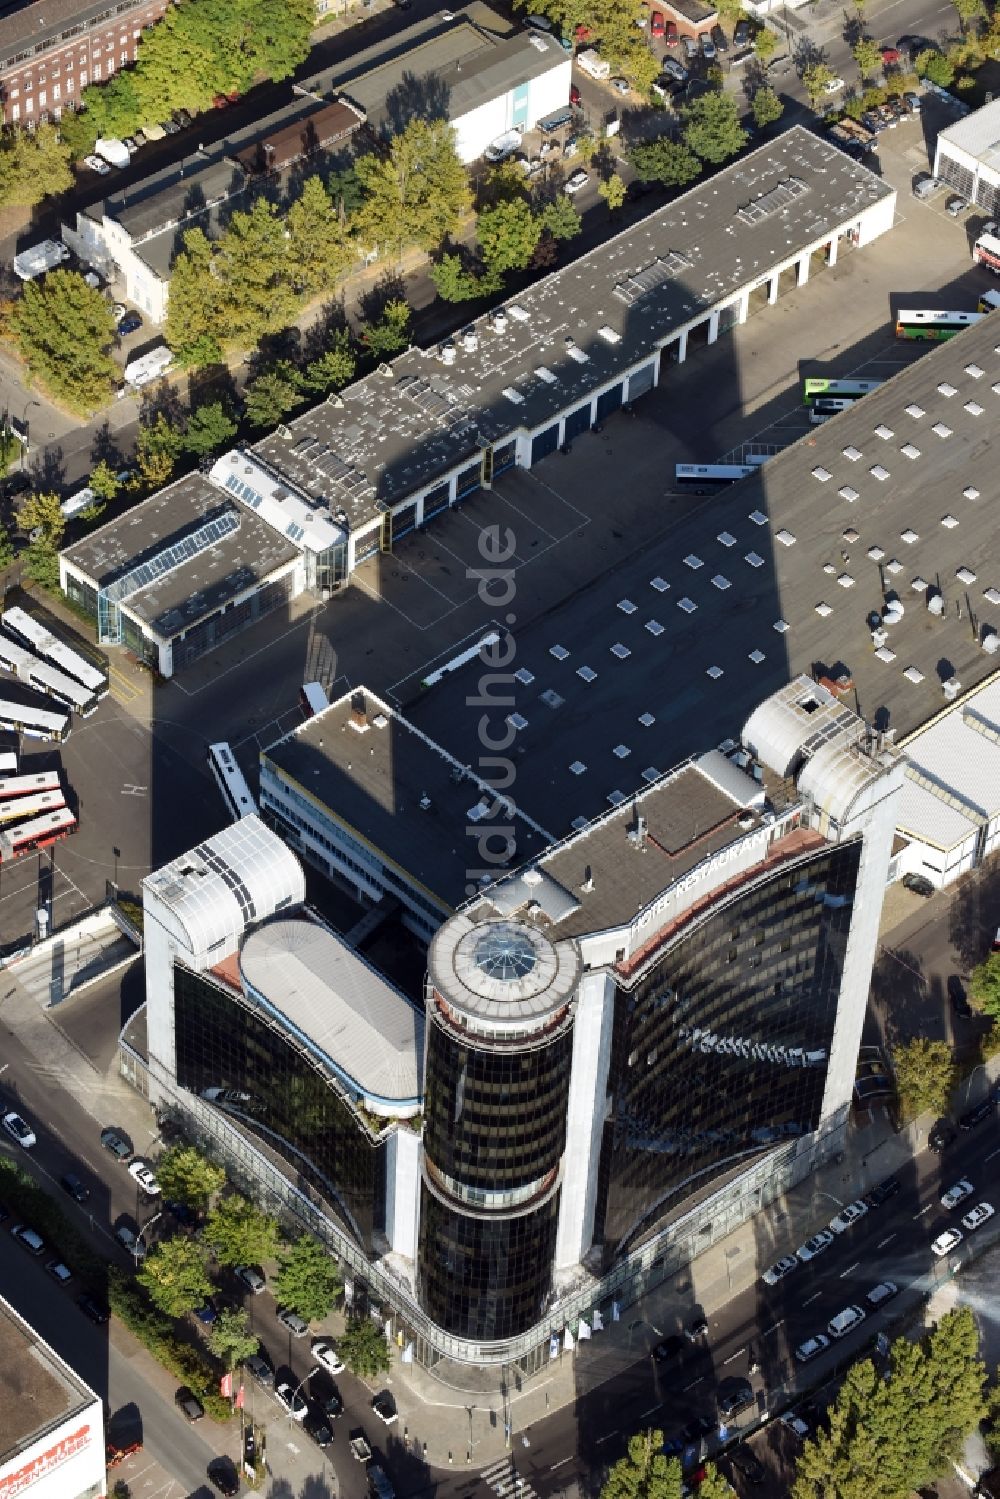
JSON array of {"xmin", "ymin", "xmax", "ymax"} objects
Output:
[
  {"xmin": 94, "ymin": 138, "xmax": 131, "ymax": 169},
  {"xmin": 577, "ymin": 48, "xmax": 611, "ymax": 79},
  {"xmin": 123, "ymin": 344, "xmax": 174, "ymax": 389},
  {"xmin": 12, "ymin": 240, "xmax": 71, "ymax": 282}
]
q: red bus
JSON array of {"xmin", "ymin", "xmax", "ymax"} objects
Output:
[
  {"xmin": 0, "ymin": 807, "xmax": 76, "ymax": 862},
  {"xmin": 0, "ymin": 771, "xmax": 62, "ymax": 801},
  {"xmin": 0, "ymin": 790, "xmax": 65, "ymax": 827}
]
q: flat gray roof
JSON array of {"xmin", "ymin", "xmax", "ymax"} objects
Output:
[
  {"xmin": 240, "ymin": 917, "xmax": 424, "ymax": 1109},
  {"xmin": 254, "ymin": 128, "xmax": 891, "ymax": 530},
  {"xmin": 0, "ymin": 1295, "xmax": 97, "ymax": 1467},
  {"xmin": 62, "ymin": 471, "xmax": 299, "ymax": 639},
  {"xmin": 936, "ymin": 97, "xmax": 1000, "ymax": 166},
  {"xmin": 267, "ymin": 315, "xmax": 1000, "ymax": 907}
]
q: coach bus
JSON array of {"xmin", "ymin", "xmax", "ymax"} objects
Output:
[
  {"xmin": 0, "ymin": 698, "xmax": 71, "ymax": 743},
  {"xmin": 809, "ymin": 398, "xmax": 855, "ymax": 424},
  {"xmin": 2, "ymin": 607, "xmax": 108, "ymax": 698},
  {"xmin": 0, "ymin": 790, "xmax": 65, "ymax": 827},
  {"xmin": 895, "ymin": 308, "xmax": 984, "ymax": 341},
  {"xmin": 208, "ymin": 742, "xmax": 257, "ymax": 821},
  {"xmin": 802, "ymin": 377, "xmax": 883, "ymax": 405},
  {"xmin": 0, "ymin": 634, "xmax": 98, "ymax": 718},
  {"xmin": 674, "ymin": 463, "xmax": 758, "ymax": 485},
  {"xmin": 0, "ymin": 771, "xmax": 61, "ymax": 801},
  {"xmin": 0, "ymin": 806, "xmax": 76, "ymax": 862}
]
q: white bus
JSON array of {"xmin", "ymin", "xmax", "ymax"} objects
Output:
[
  {"xmin": 208, "ymin": 742, "xmax": 257, "ymax": 821},
  {"xmin": 2, "ymin": 607, "xmax": 108, "ymax": 698},
  {"xmin": 809, "ymin": 397, "xmax": 855, "ymax": 424},
  {"xmin": 674, "ymin": 463, "xmax": 758, "ymax": 484},
  {"xmin": 0, "ymin": 699, "xmax": 71, "ymax": 742},
  {"xmin": 0, "ymin": 631, "xmax": 99, "ymax": 718},
  {"xmin": 0, "ymin": 806, "xmax": 76, "ymax": 862},
  {"xmin": 0, "ymin": 771, "xmax": 61, "ymax": 801},
  {"xmin": 0, "ymin": 790, "xmax": 65, "ymax": 827},
  {"xmin": 977, "ymin": 288, "xmax": 1000, "ymax": 313}
]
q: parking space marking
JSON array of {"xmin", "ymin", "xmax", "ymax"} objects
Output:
[
  {"xmin": 723, "ymin": 1347, "xmax": 746, "ymax": 1364},
  {"xmin": 877, "ymin": 1234, "xmax": 896, "ymax": 1248},
  {"xmin": 762, "ymin": 1321, "xmax": 783, "ymax": 1336},
  {"xmin": 595, "ymin": 1430, "xmax": 619, "ymax": 1445},
  {"xmin": 639, "ymin": 1405, "xmax": 661, "ymax": 1419},
  {"xmin": 840, "ymin": 1262, "xmax": 860, "ymax": 1278},
  {"xmin": 803, "ymin": 1292, "xmax": 822, "ymax": 1306},
  {"xmin": 914, "ymin": 1203, "xmax": 933, "ymax": 1218},
  {"xmin": 985, "ymin": 1147, "xmax": 1000, "ymax": 1162}
]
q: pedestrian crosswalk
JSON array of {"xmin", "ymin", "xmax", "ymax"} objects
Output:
[{"xmin": 481, "ymin": 1456, "xmax": 539, "ymax": 1499}]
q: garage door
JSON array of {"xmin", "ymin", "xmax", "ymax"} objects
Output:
[
  {"xmin": 393, "ymin": 503, "xmax": 417, "ymax": 541},
  {"xmin": 455, "ymin": 463, "xmax": 481, "ymax": 502},
  {"xmin": 627, "ymin": 364, "xmax": 654, "ymax": 401},
  {"xmin": 354, "ymin": 530, "xmax": 380, "ymax": 566},
  {"xmin": 531, "ymin": 424, "xmax": 560, "ymax": 464},
  {"xmin": 595, "ymin": 383, "xmax": 623, "ymax": 422},
  {"xmin": 563, "ymin": 404, "xmax": 592, "ymax": 442},
  {"xmin": 423, "ymin": 483, "xmax": 450, "ymax": 522}
]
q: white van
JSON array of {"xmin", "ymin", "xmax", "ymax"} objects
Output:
[{"xmin": 827, "ymin": 1305, "xmax": 865, "ymax": 1339}]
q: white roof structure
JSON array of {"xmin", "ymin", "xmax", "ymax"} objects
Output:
[
  {"xmin": 143, "ymin": 815, "xmax": 304, "ymax": 961},
  {"xmin": 239, "ymin": 918, "xmax": 423, "ymax": 1113},
  {"xmin": 896, "ymin": 675, "xmax": 1000, "ymax": 850},
  {"xmin": 428, "ymin": 915, "xmax": 581, "ymax": 1036},
  {"xmin": 936, "ymin": 97, "xmax": 1000, "ymax": 167},
  {"xmin": 210, "ymin": 451, "xmax": 346, "ymax": 555}
]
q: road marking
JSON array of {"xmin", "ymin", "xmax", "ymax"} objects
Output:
[
  {"xmin": 762, "ymin": 1321, "xmax": 783, "ymax": 1336},
  {"xmin": 683, "ymin": 1376, "xmax": 705, "ymax": 1391},
  {"xmin": 914, "ymin": 1203, "xmax": 933, "ymax": 1218},
  {"xmin": 877, "ymin": 1234, "xmax": 896, "ymax": 1249},
  {"xmin": 803, "ymin": 1292, "xmax": 822, "ymax": 1306},
  {"xmin": 985, "ymin": 1147, "xmax": 1000, "ymax": 1162},
  {"xmin": 550, "ymin": 1458, "xmax": 573, "ymax": 1471},
  {"xmin": 120, "ymin": 783, "xmax": 147, "ymax": 796},
  {"xmin": 723, "ymin": 1347, "xmax": 746, "ymax": 1365},
  {"xmin": 840, "ymin": 1261, "xmax": 860, "ymax": 1279},
  {"xmin": 639, "ymin": 1406, "xmax": 661, "ymax": 1419},
  {"xmin": 595, "ymin": 1431, "xmax": 619, "ymax": 1445}
]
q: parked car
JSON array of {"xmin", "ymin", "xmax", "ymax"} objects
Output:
[
  {"xmin": 796, "ymin": 1230, "xmax": 834, "ymax": 1262},
  {"xmin": 208, "ymin": 1459, "xmax": 240, "ymax": 1496},
  {"xmin": 681, "ymin": 33, "xmax": 698, "ymax": 59},
  {"xmin": 661, "ymin": 55, "xmax": 688, "ymax": 82},
  {"xmin": 3, "ymin": 1111, "xmax": 36, "ymax": 1149},
  {"xmin": 161, "ymin": 118, "xmax": 180, "ymax": 135},
  {"xmin": 946, "ymin": 195, "xmax": 968, "ymax": 218},
  {"xmin": 610, "ymin": 76, "xmax": 630, "ymax": 94},
  {"xmin": 174, "ymin": 108, "xmax": 193, "ymax": 128},
  {"xmin": 319, "ymin": 1386, "xmax": 344, "ymax": 1420},
  {"xmin": 960, "ymin": 1099, "xmax": 994, "ymax": 1130},
  {"xmin": 77, "ymin": 1293, "xmax": 110, "ymax": 1325},
  {"xmin": 681, "ymin": 1414, "xmax": 715, "ymax": 1442},
  {"xmin": 117, "ymin": 312, "xmax": 143, "ymax": 336},
  {"xmin": 928, "ymin": 1118, "xmax": 957, "ymax": 1152},
  {"xmin": 305, "ymin": 1410, "xmax": 334, "ymax": 1448},
  {"xmin": 123, "ymin": 136, "xmax": 139, "ymax": 154},
  {"xmin": 733, "ymin": 17, "xmax": 752, "ymax": 45},
  {"xmin": 234, "ymin": 1264, "xmax": 266, "ymax": 1294},
  {"xmin": 129, "ymin": 1160, "xmax": 161, "ymax": 1196},
  {"xmin": 718, "ymin": 1377, "xmax": 754, "ymax": 1419},
  {"xmin": 277, "ymin": 1307, "xmax": 309, "ymax": 1338},
  {"xmin": 866, "ymin": 1281, "xmax": 898, "ymax": 1308},
  {"xmin": 193, "ymin": 1299, "xmax": 218, "ymax": 1325},
  {"xmin": 823, "ymin": 76, "xmax": 845, "ymax": 93},
  {"xmin": 711, "ymin": 25, "xmax": 728, "ymax": 51},
  {"xmin": 941, "ymin": 1178, "xmax": 974, "ymax": 1210},
  {"xmin": 652, "ymin": 1334, "xmax": 685, "ymax": 1363},
  {"xmin": 175, "ymin": 1387, "xmax": 205, "ymax": 1422},
  {"xmin": 699, "ymin": 31, "xmax": 715, "ymax": 58},
  {"xmin": 650, "ymin": 10, "xmax": 665, "ymax": 36},
  {"xmin": 948, "ymin": 976, "xmax": 972, "ymax": 1019},
  {"xmin": 864, "ymin": 1176, "xmax": 900, "ymax": 1209},
  {"xmin": 11, "ymin": 1224, "xmax": 45, "ymax": 1256},
  {"xmin": 45, "ymin": 1257, "xmax": 73, "ymax": 1285},
  {"xmin": 570, "ymin": 84, "xmax": 581, "ymax": 105},
  {"xmin": 312, "ymin": 1339, "xmax": 346, "ymax": 1375},
  {"xmin": 961, "ymin": 1202, "xmax": 994, "ymax": 1232},
  {"xmin": 275, "ymin": 1382, "xmax": 308, "ymax": 1420},
  {"xmin": 881, "ymin": 45, "xmax": 900, "ymax": 64},
  {"xmin": 931, "ymin": 1227, "xmax": 963, "ymax": 1257},
  {"xmin": 372, "ymin": 1391, "xmax": 398, "ymax": 1425},
  {"xmin": 564, "ymin": 169, "xmax": 589, "ymax": 195},
  {"xmin": 829, "ymin": 1200, "xmax": 867, "ymax": 1234},
  {"xmin": 245, "ymin": 1353, "xmax": 274, "ymax": 1388},
  {"xmin": 827, "ymin": 1305, "xmax": 866, "ymax": 1339},
  {"xmin": 904, "ymin": 90, "xmax": 922, "ymax": 112},
  {"xmin": 686, "ymin": 1315, "xmax": 708, "ymax": 1341},
  {"xmin": 795, "ymin": 1333, "xmax": 830, "ymax": 1363},
  {"xmin": 83, "ymin": 154, "xmax": 111, "ymax": 174},
  {"xmin": 781, "ymin": 1410, "xmax": 810, "ymax": 1439},
  {"xmin": 101, "ymin": 1127, "xmax": 132, "ymax": 1161},
  {"xmin": 762, "ymin": 1254, "xmax": 798, "ymax": 1286},
  {"xmin": 665, "ymin": 19, "xmax": 678, "ymax": 44}
]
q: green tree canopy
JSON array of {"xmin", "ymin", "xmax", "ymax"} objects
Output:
[
  {"xmin": 273, "ymin": 1235, "xmax": 343, "ymax": 1323},
  {"xmin": 478, "ymin": 199, "xmax": 542, "ymax": 274},
  {"xmin": 0, "ymin": 123, "xmax": 73, "ymax": 211},
  {"xmin": 892, "ymin": 1036, "xmax": 955, "ymax": 1119},
  {"xmin": 243, "ymin": 363, "xmax": 304, "ymax": 429},
  {"xmin": 599, "ymin": 173, "xmax": 627, "ymax": 213},
  {"xmin": 801, "ymin": 61, "xmax": 837, "ymax": 106},
  {"xmin": 754, "ymin": 26, "xmax": 778, "ymax": 63},
  {"xmin": 540, "ymin": 194, "xmax": 583, "ymax": 241},
  {"xmin": 600, "ymin": 1430, "xmax": 683, "ymax": 1499},
  {"xmin": 355, "ymin": 119, "xmax": 471, "ymax": 258},
  {"xmin": 88, "ymin": 460, "xmax": 119, "ymax": 503},
  {"xmin": 752, "ymin": 85, "xmax": 784, "ymax": 127},
  {"xmin": 183, "ymin": 401, "xmax": 238, "ymax": 457},
  {"xmin": 0, "ymin": 524, "xmax": 14, "ymax": 571},
  {"xmin": 215, "ymin": 197, "xmax": 299, "ymax": 347},
  {"xmin": 207, "ymin": 1307, "xmax": 260, "ymax": 1369},
  {"xmin": 969, "ymin": 952, "xmax": 1000, "ymax": 1020},
  {"xmin": 853, "ymin": 37, "xmax": 883, "ymax": 77},
  {"xmin": 137, "ymin": 1235, "xmax": 213, "ymax": 1317},
  {"xmin": 165, "ymin": 228, "xmax": 224, "ymax": 368},
  {"xmin": 10, "ymin": 272, "xmax": 118, "ymax": 415},
  {"xmin": 916, "ymin": 49, "xmax": 954, "ymax": 84},
  {"xmin": 155, "ymin": 1145, "xmax": 227, "ymax": 1209},
  {"xmin": 697, "ymin": 1465, "xmax": 734, "ymax": 1498},
  {"xmin": 303, "ymin": 330, "xmax": 358, "ymax": 394},
  {"xmin": 429, "ymin": 253, "xmax": 490, "ymax": 302},
  {"xmin": 360, "ymin": 300, "xmax": 412, "ymax": 361},
  {"xmin": 338, "ymin": 1317, "xmax": 393, "ymax": 1377},
  {"xmin": 287, "ymin": 175, "xmax": 354, "ymax": 296},
  {"xmin": 136, "ymin": 413, "xmax": 184, "ymax": 489},
  {"xmin": 204, "ymin": 1194, "xmax": 280, "ymax": 1266},
  {"xmin": 629, "ymin": 137, "xmax": 702, "ymax": 187},
  {"xmin": 17, "ymin": 490, "xmax": 66, "ymax": 549},
  {"xmin": 682, "ymin": 92, "xmax": 748, "ymax": 164}
]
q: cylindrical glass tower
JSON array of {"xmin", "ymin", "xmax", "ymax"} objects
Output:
[{"xmin": 419, "ymin": 915, "xmax": 581, "ymax": 1341}]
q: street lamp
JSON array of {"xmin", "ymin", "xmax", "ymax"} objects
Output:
[
  {"xmin": 287, "ymin": 1366, "xmax": 320, "ymax": 1425},
  {"xmin": 21, "ymin": 399, "xmax": 39, "ymax": 472},
  {"xmin": 134, "ymin": 1209, "xmax": 163, "ymax": 1265}
]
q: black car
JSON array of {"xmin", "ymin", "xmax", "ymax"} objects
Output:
[
  {"xmin": 718, "ymin": 1377, "xmax": 754, "ymax": 1419},
  {"xmin": 929, "ymin": 1118, "xmax": 957, "ymax": 1153},
  {"xmin": 117, "ymin": 312, "xmax": 143, "ymax": 336},
  {"xmin": 77, "ymin": 1293, "xmax": 110, "ymax": 1325},
  {"xmin": 864, "ymin": 1176, "xmax": 901, "ymax": 1209},
  {"xmin": 208, "ymin": 1459, "xmax": 240, "ymax": 1496},
  {"xmin": 161, "ymin": 117, "xmax": 180, "ymax": 134},
  {"xmin": 729, "ymin": 1444, "xmax": 766, "ymax": 1484},
  {"xmin": 902, "ymin": 873, "xmax": 934, "ymax": 897},
  {"xmin": 320, "ymin": 1385, "xmax": 344, "ymax": 1419},
  {"xmin": 101, "ymin": 1127, "xmax": 131, "ymax": 1161},
  {"xmin": 711, "ymin": 24, "xmax": 728, "ymax": 51},
  {"xmin": 681, "ymin": 1413, "xmax": 715, "ymax": 1443},
  {"xmin": 305, "ymin": 1410, "xmax": 333, "ymax": 1448},
  {"xmin": 175, "ymin": 1387, "xmax": 205, "ymax": 1422},
  {"xmin": 948, "ymin": 977, "xmax": 972, "ymax": 1019},
  {"xmin": 60, "ymin": 1172, "xmax": 90, "ymax": 1203},
  {"xmin": 652, "ymin": 1334, "xmax": 685, "ymax": 1363},
  {"xmin": 733, "ymin": 17, "xmax": 752, "ymax": 46},
  {"xmin": 960, "ymin": 1098, "xmax": 994, "ymax": 1131},
  {"xmin": 245, "ymin": 1353, "xmax": 274, "ymax": 1389}
]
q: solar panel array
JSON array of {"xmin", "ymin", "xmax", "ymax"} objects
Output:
[{"xmin": 105, "ymin": 509, "xmax": 240, "ymax": 605}]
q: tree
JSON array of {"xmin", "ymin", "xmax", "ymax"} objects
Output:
[
  {"xmin": 892, "ymin": 1037, "xmax": 955, "ymax": 1119},
  {"xmin": 600, "ymin": 1430, "xmax": 683, "ymax": 1499},
  {"xmin": 183, "ymin": 401, "xmax": 238, "ymax": 458},
  {"xmin": 9, "ymin": 272, "xmax": 118, "ymax": 414},
  {"xmin": 916, "ymin": 49, "xmax": 954, "ymax": 85},
  {"xmin": 24, "ymin": 540, "xmax": 61, "ymax": 589},
  {"xmin": 17, "ymin": 490, "xmax": 65, "ymax": 549},
  {"xmin": 165, "ymin": 228, "xmax": 224, "ymax": 368},
  {"xmin": 0, "ymin": 524, "xmax": 13, "ymax": 571},
  {"xmin": 136, "ymin": 413, "xmax": 184, "ymax": 489},
  {"xmin": 801, "ymin": 61, "xmax": 837, "ymax": 106},
  {"xmin": 951, "ymin": 0, "xmax": 985, "ymax": 31},
  {"xmin": 155, "ymin": 1146, "xmax": 226, "ymax": 1210},
  {"xmin": 243, "ymin": 364, "xmax": 304, "ymax": 429},
  {"xmin": 355, "ymin": 119, "xmax": 471, "ymax": 259},
  {"xmin": 599, "ymin": 174, "xmax": 627, "ymax": 214},
  {"xmin": 853, "ymin": 37, "xmax": 883, "ymax": 77},
  {"xmin": 0, "ymin": 123, "xmax": 73, "ymax": 210},
  {"xmin": 273, "ymin": 1235, "xmax": 343, "ymax": 1323},
  {"xmin": 697, "ymin": 1466, "xmax": 734, "ymax": 1499},
  {"xmin": 303, "ymin": 331, "xmax": 358, "ymax": 395},
  {"xmin": 360, "ymin": 300, "xmax": 412, "ymax": 361},
  {"xmin": 214, "ymin": 198, "xmax": 299, "ymax": 348},
  {"xmin": 682, "ymin": 92, "xmax": 748, "ymax": 164},
  {"xmin": 203, "ymin": 1194, "xmax": 280, "ymax": 1267},
  {"xmin": 752, "ymin": 85, "xmax": 784, "ymax": 128},
  {"xmin": 287, "ymin": 175, "xmax": 353, "ymax": 296},
  {"xmin": 207, "ymin": 1307, "xmax": 260, "ymax": 1370},
  {"xmin": 540, "ymin": 194, "xmax": 583, "ymax": 241},
  {"xmin": 88, "ymin": 460, "xmax": 119, "ymax": 503},
  {"xmin": 429, "ymin": 253, "xmax": 491, "ymax": 302},
  {"xmin": 969, "ymin": 952, "xmax": 1000, "ymax": 1020},
  {"xmin": 754, "ymin": 27, "xmax": 778, "ymax": 64},
  {"xmin": 629, "ymin": 138, "xmax": 702, "ymax": 187},
  {"xmin": 478, "ymin": 199, "xmax": 542, "ymax": 274},
  {"xmin": 338, "ymin": 1316, "xmax": 393, "ymax": 1378},
  {"xmin": 137, "ymin": 1236, "xmax": 213, "ymax": 1317}
]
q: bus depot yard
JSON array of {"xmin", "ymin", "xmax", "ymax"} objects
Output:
[{"xmin": 1, "ymin": 99, "xmax": 999, "ymax": 954}]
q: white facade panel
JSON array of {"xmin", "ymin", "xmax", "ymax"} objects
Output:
[
  {"xmin": 452, "ymin": 94, "xmax": 512, "ymax": 164},
  {"xmin": 526, "ymin": 56, "xmax": 573, "ymax": 124},
  {"xmin": 384, "ymin": 1124, "xmax": 421, "ymax": 1260},
  {"xmin": 554, "ymin": 968, "xmax": 615, "ymax": 1270},
  {"xmin": 0, "ymin": 1398, "xmax": 105, "ymax": 1499}
]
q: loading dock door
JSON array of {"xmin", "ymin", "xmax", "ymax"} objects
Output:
[
  {"xmin": 531, "ymin": 423, "xmax": 560, "ymax": 464},
  {"xmin": 595, "ymin": 382, "xmax": 623, "ymax": 421},
  {"xmin": 563, "ymin": 404, "xmax": 592, "ymax": 442}
]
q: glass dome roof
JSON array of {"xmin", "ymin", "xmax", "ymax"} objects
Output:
[{"xmin": 473, "ymin": 924, "xmax": 538, "ymax": 984}]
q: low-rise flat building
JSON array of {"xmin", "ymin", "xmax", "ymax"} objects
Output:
[{"xmin": 934, "ymin": 97, "xmax": 1000, "ymax": 217}]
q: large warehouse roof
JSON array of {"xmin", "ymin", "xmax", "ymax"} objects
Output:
[
  {"xmin": 936, "ymin": 97, "xmax": 1000, "ymax": 165},
  {"xmin": 895, "ymin": 672, "xmax": 1000, "ymax": 851}
]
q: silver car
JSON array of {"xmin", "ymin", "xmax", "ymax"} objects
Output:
[{"xmin": 796, "ymin": 1229, "xmax": 834, "ymax": 1262}]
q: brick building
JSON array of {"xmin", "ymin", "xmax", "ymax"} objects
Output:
[{"xmin": 0, "ymin": 0, "xmax": 170, "ymax": 126}]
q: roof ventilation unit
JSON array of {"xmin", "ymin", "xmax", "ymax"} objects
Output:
[
  {"xmin": 462, "ymin": 327, "xmax": 479, "ymax": 352},
  {"xmin": 438, "ymin": 341, "xmax": 456, "ymax": 365},
  {"xmin": 983, "ymin": 627, "xmax": 1000, "ymax": 654},
  {"xmin": 926, "ymin": 589, "xmax": 944, "ymax": 616},
  {"xmin": 942, "ymin": 678, "xmax": 961, "ymax": 701},
  {"xmin": 492, "ymin": 309, "xmax": 508, "ymax": 334},
  {"xmin": 883, "ymin": 599, "xmax": 904, "ymax": 626}
]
